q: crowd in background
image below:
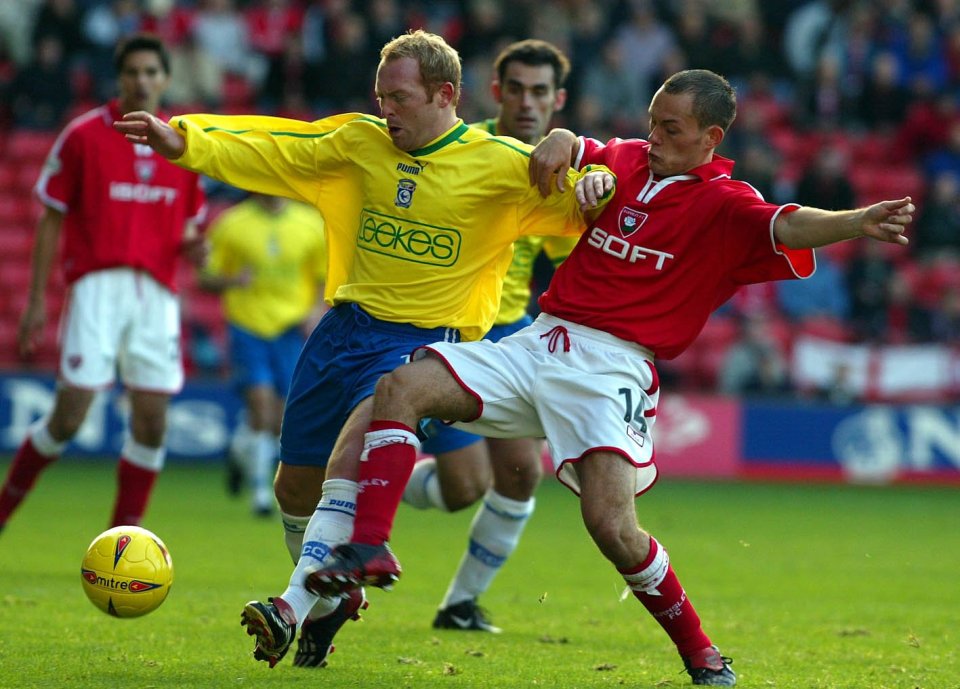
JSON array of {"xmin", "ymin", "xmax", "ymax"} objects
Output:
[{"xmin": 1, "ymin": 0, "xmax": 959, "ymax": 401}]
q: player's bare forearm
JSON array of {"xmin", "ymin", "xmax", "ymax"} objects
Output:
[
  {"xmin": 114, "ymin": 111, "xmax": 186, "ymax": 159},
  {"xmin": 774, "ymin": 197, "xmax": 914, "ymax": 249},
  {"xmin": 19, "ymin": 208, "xmax": 62, "ymax": 355},
  {"xmin": 530, "ymin": 128, "xmax": 579, "ymax": 197}
]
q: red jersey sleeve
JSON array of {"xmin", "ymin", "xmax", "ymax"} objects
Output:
[{"xmin": 35, "ymin": 121, "xmax": 84, "ymax": 212}]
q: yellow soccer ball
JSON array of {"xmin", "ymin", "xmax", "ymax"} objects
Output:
[{"xmin": 80, "ymin": 525, "xmax": 174, "ymax": 618}]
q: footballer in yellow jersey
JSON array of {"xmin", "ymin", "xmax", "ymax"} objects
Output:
[
  {"xmin": 168, "ymin": 111, "xmax": 599, "ymax": 342},
  {"xmin": 203, "ymin": 195, "xmax": 327, "ymax": 339},
  {"xmin": 200, "ymin": 193, "xmax": 327, "ymax": 515}
]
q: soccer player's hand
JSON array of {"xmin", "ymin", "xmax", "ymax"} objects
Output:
[
  {"xmin": 530, "ymin": 128, "xmax": 579, "ymax": 197},
  {"xmin": 860, "ymin": 197, "xmax": 914, "ymax": 245},
  {"xmin": 114, "ymin": 111, "xmax": 186, "ymax": 159},
  {"xmin": 576, "ymin": 171, "xmax": 615, "ymax": 212},
  {"xmin": 18, "ymin": 303, "xmax": 46, "ymax": 357}
]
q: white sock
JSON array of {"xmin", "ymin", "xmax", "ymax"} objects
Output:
[
  {"xmin": 280, "ymin": 479, "xmax": 359, "ymax": 625},
  {"xmin": 402, "ymin": 457, "xmax": 449, "ymax": 511},
  {"xmin": 281, "ymin": 511, "xmax": 310, "ymax": 565},
  {"xmin": 249, "ymin": 430, "xmax": 276, "ymax": 510},
  {"xmin": 440, "ymin": 489, "xmax": 534, "ymax": 609}
]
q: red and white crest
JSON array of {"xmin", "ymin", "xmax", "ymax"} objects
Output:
[
  {"xmin": 134, "ymin": 159, "xmax": 156, "ymax": 182},
  {"xmin": 617, "ymin": 207, "xmax": 648, "ymax": 237}
]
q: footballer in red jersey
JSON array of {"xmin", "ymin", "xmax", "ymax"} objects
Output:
[
  {"xmin": 0, "ymin": 34, "xmax": 206, "ymax": 538},
  {"xmin": 308, "ymin": 69, "xmax": 914, "ymax": 687}
]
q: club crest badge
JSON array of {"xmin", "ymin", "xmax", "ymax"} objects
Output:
[
  {"xmin": 135, "ymin": 159, "xmax": 156, "ymax": 182},
  {"xmin": 395, "ymin": 178, "xmax": 416, "ymax": 208},
  {"xmin": 618, "ymin": 207, "xmax": 648, "ymax": 237}
]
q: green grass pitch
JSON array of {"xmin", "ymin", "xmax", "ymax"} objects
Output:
[{"xmin": 0, "ymin": 459, "xmax": 956, "ymax": 688}]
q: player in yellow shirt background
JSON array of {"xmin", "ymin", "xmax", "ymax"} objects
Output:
[
  {"xmin": 406, "ymin": 39, "xmax": 579, "ymax": 634},
  {"xmin": 199, "ymin": 193, "xmax": 327, "ymax": 517},
  {"xmin": 115, "ymin": 29, "xmax": 613, "ymax": 669}
]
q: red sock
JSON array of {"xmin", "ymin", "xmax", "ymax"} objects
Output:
[
  {"xmin": 0, "ymin": 437, "xmax": 57, "ymax": 525},
  {"xmin": 351, "ymin": 421, "xmax": 418, "ymax": 545},
  {"xmin": 110, "ymin": 458, "xmax": 159, "ymax": 527},
  {"xmin": 620, "ymin": 538, "xmax": 712, "ymax": 657}
]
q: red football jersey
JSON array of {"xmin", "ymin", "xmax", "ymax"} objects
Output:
[
  {"xmin": 35, "ymin": 100, "xmax": 206, "ymax": 291},
  {"xmin": 539, "ymin": 137, "xmax": 814, "ymax": 359}
]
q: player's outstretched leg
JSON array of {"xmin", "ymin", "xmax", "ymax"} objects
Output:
[
  {"xmin": 304, "ymin": 542, "xmax": 402, "ymax": 596},
  {"xmin": 682, "ymin": 646, "xmax": 736, "ymax": 686},
  {"xmin": 293, "ymin": 587, "xmax": 368, "ymax": 667},
  {"xmin": 240, "ymin": 597, "xmax": 297, "ymax": 668}
]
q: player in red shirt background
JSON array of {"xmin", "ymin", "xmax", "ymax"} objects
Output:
[
  {"xmin": 0, "ymin": 34, "xmax": 206, "ymax": 534},
  {"xmin": 305, "ymin": 69, "xmax": 914, "ymax": 686}
]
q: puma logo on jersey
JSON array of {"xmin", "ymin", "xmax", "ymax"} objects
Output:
[
  {"xmin": 587, "ymin": 227, "xmax": 674, "ymax": 269},
  {"xmin": 396, "ymin": 161, "xmax": 427, "ymax": 175}
]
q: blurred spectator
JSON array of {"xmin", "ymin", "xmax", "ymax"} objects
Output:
[
  {"xmin": 164, "ymin": 33, "xmax": 224, "ymax": 109},
  {"xmin": 612, "ymin": 0, "xmax": 676, "ymax": 105},
  {"xmin": 720, "ymin": 13, "xmax": 786, "ymax": 84},
  {"xmin": 813, "ymin": 361, "xmax": 859, "ymax": 405},
  {"xmin": 718, "ymin": 313, "xmax": 792, "ymax": 397},
  {"xmin": 930, "ymin": 286, "xmax": 960, "ymax": 343},
  {"xmin": 245, "ymin": 0, "xmax": 303, "ymax": 62},
  {"xmin": 9, "ymin": 35, "xmax": 73, "ymax": 130},
  {"xmin": 847, "ymin": 241, "xmax": 896, "ymax": 342},
  {"xmin": 914, "ymin": 171, "xmax": 960, "ymax": 261},
  {"xmin": 82, "ymin": 0, "xmax": 143, "ymax": 100},
  {"xmin": 783, "ymin": 0, "xmax": 853, "ymax": 80},
  {"xmin": 576, "ymin": 39, "xmax": 646, "ymax": 138},
  {"xmin": 670, "ymin": 0, "xmax": 719, "ymax": 72},
  {"xmin": 733, "ymin": 142, "xmax": 778, "ymax": 202},
  {"xmin": 923, "ymin": 119, "xmax": 960, "ymax": 182},
  {"xmin": 31, "ymin": 0, "xmax": 87, "ymax": 63},
  {"xmin": 366, "ymin": 0, "xmax": 405, "ymax": 51},
  {"xmin": 0, "ymin": 0, "xmax": 43, "ymax": 66},
  {"xmin": 885, "ymin": 10, "xmax": 949, "ymax": 96},
  {"xmin": 795, "ymin": 145, "xmax": 857, "ymax": 210},
  {"xmin": 885, "ymin": 271, "xmax": 931, "ymax": 343},
  {"xmin": 311, "ymin": 12, "xmax": 376, "ymax": 113},
  {"xmin": 794, "ymin": 54, "xmax": 857, "ymax": 130},
  {"xmin": 778, "ymin": 252, "xmax": 850, "ymax": 322},
  {"xmin": 857, "ymin": 51, "xmax": 909, "ymax": 132},
  {"xmin": 894, "ymin": 91, "xmax": 959, "ymax": 162},
  {"xmin": 192, "ymin": 0, "xmax": 267, "ymax": 88}
]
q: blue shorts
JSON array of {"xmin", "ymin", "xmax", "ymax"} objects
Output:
[
  {"xmin": 420, "ymin": 314, "xmax": 533, "ymax": 455},
  {"xmin": 228, "ymin": 323, "xmax": 305, "ymax": 397},
  {"xmin": 280, "ymin": 303, "xmax": 462, "ymax": 467}
]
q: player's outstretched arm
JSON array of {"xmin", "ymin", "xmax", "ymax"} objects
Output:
[
  {"xmin": 774, "ymin": 197, "xmax": 914, "ymax": 249},
  {"xmin": 530, "ymin": 128, "xmax": 579, "ymax": 197},
  {"xmin": 114, "ymin": 111, "xmax": 186, "ymax": 159}
]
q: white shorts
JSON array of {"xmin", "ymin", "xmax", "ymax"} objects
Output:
[
  {"xmin": 58, "ymin": 268, "xmax": 183, "ymax": 393},
  {"xmin": 419, "ymin": 314, "xmax": 660, "ymax": 496}
]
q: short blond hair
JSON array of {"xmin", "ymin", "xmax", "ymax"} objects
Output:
[{"xmin": 380, "ymin": 29, "xmax": 462, "ymax": 105}]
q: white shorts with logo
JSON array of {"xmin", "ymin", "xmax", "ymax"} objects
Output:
[
  {"xmin": 417, "ymin": 313, "xmax": 660, "ymax": 496},
  {"xmin": 59, "ymin": 268, "xmax": 183, "ymax": 393}
]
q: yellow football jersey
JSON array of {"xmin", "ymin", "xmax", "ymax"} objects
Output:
[
  {"xmin": 171, "ymin": 113, "xmax": 608, "ymax": 341},
  {"xmin": 204, "ymin": 198, "xmax": 326, "ymax": 338}
]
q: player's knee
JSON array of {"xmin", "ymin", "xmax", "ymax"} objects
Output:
[
  {"xmin": 440, "ymin": 475, "xmax": 486, "ymax": 511},
  {"xmin": 374, "ymin": 368, "xmax": 417, "ymax": 413},
  {"xmin": 491, "ymin": 450, "xmax": 543, "ymax": 499},
  {"xmin": 273, "ymin": 473, "xmax": 317, "ymax": 515}
]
